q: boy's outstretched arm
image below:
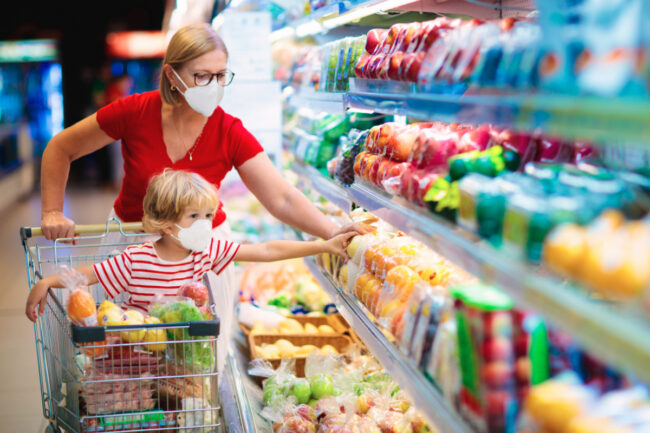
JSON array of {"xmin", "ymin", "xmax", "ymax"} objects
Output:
[
  {"xmin": 25, "ymin": 265, "xmax": 98, "ymax": 322},
  {"xmin": 234, "ymin": 232, "xmax": 356, "ymax": 263}
]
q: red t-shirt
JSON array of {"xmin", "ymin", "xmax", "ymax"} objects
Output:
[{"xmin": 96, "ymin": 90, "xmax": 264, "ymax": 227}]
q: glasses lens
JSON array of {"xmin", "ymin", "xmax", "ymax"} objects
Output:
[
  {"xmin": 194, "ymin": 73, "xmax": 212, "ymax": 86},
  {"xmin": 221, "ymin": 71, "xmax": 234, "ymax": 87}
]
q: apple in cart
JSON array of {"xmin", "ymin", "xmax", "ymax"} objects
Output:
[{"xmin": 178, "ymin": 281, "xmax": 209, "ymax": 306}]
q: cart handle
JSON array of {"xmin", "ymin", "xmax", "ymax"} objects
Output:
[{"xmin": 21, "ymin": 222, "xmax": 144, "ymax": 241}]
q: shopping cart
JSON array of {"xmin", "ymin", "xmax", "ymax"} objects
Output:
[{"xmin": 21, "ymin": 220, "xmax": 222, "ymax": 433}]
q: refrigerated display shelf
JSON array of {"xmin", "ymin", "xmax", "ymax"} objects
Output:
[
  {"xmin": 288, "ymin": 89, "xmax": 346, "ymax": 114},
  {"xmin": 292, "ymin": 159, "xmax": 650, "ymax": 383},
  {"xmin": 302, "ymin": 257, "xmax": 474, "ymax": 433},
  {"xmin": 289, "ymin": 79, "xmax": 650, "ymax": 147}
]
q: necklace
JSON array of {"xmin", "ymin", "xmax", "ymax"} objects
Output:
[{"xmin": 171, "ymin": 115, "xmax": 203, "ymax": 161}]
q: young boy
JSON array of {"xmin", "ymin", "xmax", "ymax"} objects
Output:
[{"xmin": 26, "ymin": 170, "xmax": 355, "ymax": 321}]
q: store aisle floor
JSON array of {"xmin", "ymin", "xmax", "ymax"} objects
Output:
[{"xmin": 0, "ymin": 188, "xmax": 118, "ymax": 433}]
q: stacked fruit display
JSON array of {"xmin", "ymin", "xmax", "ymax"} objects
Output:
[
  {"xmin": 239, "ymin": 259, "xmax": 334, "ymax": 315},
  {"xmin": 543, "ymin": 210, "xmax": 650, "ymax": 301},
  {"xmin": 259, "ymin": 352, "xmax": 434, "ymax": 433},
  {"xmin": 320, "ymin": 36, "xmax": 366, "ymax": 92},
  {"xmin": 354, "ymin": 18, "xmax": 461, "ymax": 82}
]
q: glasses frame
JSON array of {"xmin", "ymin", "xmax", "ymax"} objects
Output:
[{"xmin": 193, "ymin": 70, "xmax": 235, "ymax": 87}]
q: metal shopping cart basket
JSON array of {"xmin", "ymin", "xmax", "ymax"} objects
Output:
[{"xmin": 21, "ymin": 220, "xmax": 222, "ymax": 433}]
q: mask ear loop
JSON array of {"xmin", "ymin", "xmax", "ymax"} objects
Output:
[{"xmin": 171, "ymin": 68, "xmax": 190, "ymax": 93}]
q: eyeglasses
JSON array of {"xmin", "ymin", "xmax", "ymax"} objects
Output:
[{"xmin": 193, "ymin": 70, "xmax": 235, "ymax": 87}]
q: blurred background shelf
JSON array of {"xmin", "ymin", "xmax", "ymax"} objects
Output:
[
  {"xmin": 288, "ymin": 89, "xmax": 346, "ymax": 114},
  {"xmin": 303, "ymin": 257, "xmax": 474, "ymax": 433},
  {"xmin": 292, "ymin": 159, "xmax": 650, "ymax": 383},
  {"xmin": 343, "ymin": 79, "xmax": 650, "ymax": 148}
]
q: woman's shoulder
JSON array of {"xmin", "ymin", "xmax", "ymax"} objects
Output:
[
  {"xmin": 212, "ymin": 107, "xmax": 248, "ymax": 134},
  {"xmin": 119, "ymin": 90, "xmax": 161, "ymax": 109}
]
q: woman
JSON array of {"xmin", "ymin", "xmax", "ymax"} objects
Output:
[{"xmin": 39, "ymin": 23, "xmax": 361, "ymax": 367}]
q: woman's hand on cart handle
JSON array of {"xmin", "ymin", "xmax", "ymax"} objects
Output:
[
  {"xmin": 25, "ymin": 281, "xmax": 50, "ymax": 322},
  {"xmin": 41, "ymin": 210, "xmax": 76, "ymax": 241}
]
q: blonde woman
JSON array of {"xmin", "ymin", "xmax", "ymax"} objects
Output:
[{"xmin": 38, "ymin": 23, "xmax": 363, "ymax": 367}]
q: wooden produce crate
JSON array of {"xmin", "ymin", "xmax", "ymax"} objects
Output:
[
  {"xmin": 240, "ymin": 314, "xmax": 348, "ymax": 336},
  {"xmin": 248, "ymin": 334, "xmax": 353, "ymax": 377}
]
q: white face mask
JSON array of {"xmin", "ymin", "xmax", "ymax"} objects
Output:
[
  {"xmin": 172, "ymin": 69, "xmax": 224, "ymax": 117},
  {"xmin": 173, "ymin": 219, "xmax": 212, "ymax": 251}
]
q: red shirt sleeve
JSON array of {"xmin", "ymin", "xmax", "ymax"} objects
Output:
[
  {"xmin": 93, "ymin": 249, "xmax": 133, "ymax": 298},
  {"xmin": 211, "ymin": 238, "xmax": 240, "ymax": 275},
  {"xmin": 96, "ymin": 93, "xmax": 141, "ymax": 140},
  {"xmin": 228, "ymin": 119, "xmax": 264, "ymax": 168}
]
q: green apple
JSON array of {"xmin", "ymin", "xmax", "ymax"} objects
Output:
[
  {"xmin": 309, "ymin": 375, "xmax": 334, "ymax": 400},
  {"xmin": 289, "ymin": 378, "xmax": 311, "ymax": 405},
  {"xmin": 308, "ymin": 399, "xmax": 318, "ymax": 408},
  {"xmin": 263, "ymin": 387, "xmax": 279, "ymax": 406}
]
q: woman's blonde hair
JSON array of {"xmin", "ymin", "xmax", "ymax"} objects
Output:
[
  {"xmin": 160, "ymin": 23, "xmax": 229, "ymax": 105},
  {"xmin": 142, "ymin": 169, "xmax": 219, "ymax": 234}
]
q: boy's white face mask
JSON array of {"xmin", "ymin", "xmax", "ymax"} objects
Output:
[
  {"xmin": 172, "ymin": 68, "xmax": 223, "ymax": 117},
  {"xmin": 173, "ymin": 219, "xmax": 212, "ymax": 251}
]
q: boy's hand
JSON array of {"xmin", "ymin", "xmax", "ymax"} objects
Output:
[
  {"xmin": 26, "ymin": 282, "xmax": 49, "ymax": 322},
  {"xmin": 325, "ymin": 232, "xmax": 357, "ymax": 262}
]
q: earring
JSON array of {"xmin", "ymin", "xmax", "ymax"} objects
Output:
[{"xmin": 170, "ymin": 85, "xmax": 176, "ymax": 91}]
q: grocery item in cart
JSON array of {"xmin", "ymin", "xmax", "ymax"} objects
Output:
[{"xmin": 62, "ymin": 267, "xmax": 98, "ymax": 327}]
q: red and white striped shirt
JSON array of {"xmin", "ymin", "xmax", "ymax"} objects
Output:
[{"xmin": 93, "ymin": 237, "xmax": 239, "ymax": 312}]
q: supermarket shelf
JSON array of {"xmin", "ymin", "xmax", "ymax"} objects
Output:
[
  {"xmin": 288, "ymin": 89, "xmax": 345, "ymax": 114},
  {"xmin": 344, "ymin": 78, "xmax": 650, "ymax": 147},
  {"xmin": 292, "ymin": 160, "xmax": 353, "ymax": 212},
  {"xmin": 303, "ymin": 257, "xmax": 474, "ymax": 433},
  {"xmin": 221, "ymin": 346, "xmax": 272, "ymax": 433},
  {"xmin": 292, "ymin": 160, "xmax": 650, "ymax": 383},
  {"xmin": 270, "ymin": 0, "xmax": 534, "ymax": 40}
]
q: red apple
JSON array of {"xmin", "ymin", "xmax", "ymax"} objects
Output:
[
  {"xmin": 388, "ymin": 125, "xmax": 419, "ymax": 162},
  {"xmin": 385, "ymin": 23, "xmax": 408, "ymax": 54},
  {"xmin": 388, "ymin": 51, "xmax": 405, "ymax": 80},
  {"xmin": 515, "ymin": 358, "xmax": 531, "ymax": 384},
  {"xmin": 536, "ymin": 137, "xmax": 574, "ymax": 163},
  {"xmin": 573, "ymin": 141, "xmax": 598, "ymax": 162},
  {"xmin": 401, "ymin": 22, "xmax": 422, "ymax": 52},
  {"xmin": 365, "ymin": 54, "xmax": 384, "ymax": 79},
  {"xmin": 354, "ymin": 152, "xmax": 371, "ymax": 176},
  {"xmin": 366, "ymin": 28, "xmax": 388, "ymax": 55},
  {"xmin": 368, "ymin": 156, "xmax": 386, "ymax": 186},
  {"xmin": 482, "ymin": 362, "xmax": 514, "ymax": 388},
  {"xmin": 459, "ymin": 125, "xmax": 493, "ymax": 152},
  {"xmin": 376, "ymin": 123, "xmax": 403, "ymax": 156},
  {"xmin": 178, "ymin": 281, "xmax": 209, "ymax": 306},
  {"xmin": 375, "ymin": 158, "xmax": 393, "ymax": 186},
  {"xmin": 355, "ymin": 53, "xmax": 372, "ymax": 78},
  {"xmin": 485, "ymin": 390, "xmax": 513, "ymax": 418},
  {"xmin": 482, "ymin": 311, "xmax": 512, "ymax": 337},
  {"xmin": 401, "ymin": 51, "xmax": 425, "ymax": 82},
  {"xmin": 365, "ymin": 126, "xmax": 381, "ymax": 153},
  {"xmin": 514, "ymin": 335, "xmax": 529, "ymax": 357},
  {"xmin": 362, "ymin": 154, "xmax": 380, "ymax": 181},
  {"xmin": 482, "ymin": 337, "xmax": 513, "ymax": 362},
  {"xmin": 403, "ymin": 169, "xmax": 440, "ymax": 205},
  {"xmin": 377, "ymin": 55, "xmax": 391, "ymax": 80},
  {"xmin": 411, "ymin": 129, "xmax": 459, "ymax": 168}
]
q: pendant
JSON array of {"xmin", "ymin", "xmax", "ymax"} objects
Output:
[{"xmin": 190, "ymin": 154, "xmax": 193, "ymax": 161}]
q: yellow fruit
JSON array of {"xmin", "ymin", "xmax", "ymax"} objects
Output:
[
  {"xmin": 279, "ymin": 319, "xmax": 303, "ymax": 334},
  {"xmin": 296, "ymin": 344, "xmax": 318, "ymax": 356},
  {"xmin": 543, "ymin": 224, "xmax": 587, "ymax": 277},
  {"xmin": 317, "ymin": 325, "xmax": 335, "ymax": 334},
  {"xmin": 97, "ymin": 300, "xmax": 120, "ymax": 315},
  {"xmin": 250, "ymin": 321, "xmax": 266, "ymax": 335},
  {"xmin": 274, "ymin": 339, "xmax": 297, "ymax": 357},
  {"xmin": 143, "ymin": 316, "xmax": 167, "ymax": 352},
  {"xmin": 119, "ymin": 310, "xmax": 146, "ymax": 343},
  {"xmin": 320, "ymin": 345, "xmax": 338, "ymax": 355},
  {"xmin": 260, "ymin": 344, "xmax": 280, "ymax": 359},
  {"xmin": 304, "ymin": 323, "xmax": 319, "ymax": 334},
  {"xmin": 98, "ymin": 308, "xmax": 123, "ymax": 326},
  {"xmin": 339, "ymin": 265, "xmax": 349, "ymax": 288},
  {"xmin": 346, "ymin": 235, "xmax": 363, "ymax": 259}
]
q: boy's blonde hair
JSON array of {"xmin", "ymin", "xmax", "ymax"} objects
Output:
[
  {"xmin": 142, "ymin": 169, "xmax": 219, "ymax": 234},
  {"xmin": 160, "ymin": 23, "xmax": 229, "ymax": 105}
]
